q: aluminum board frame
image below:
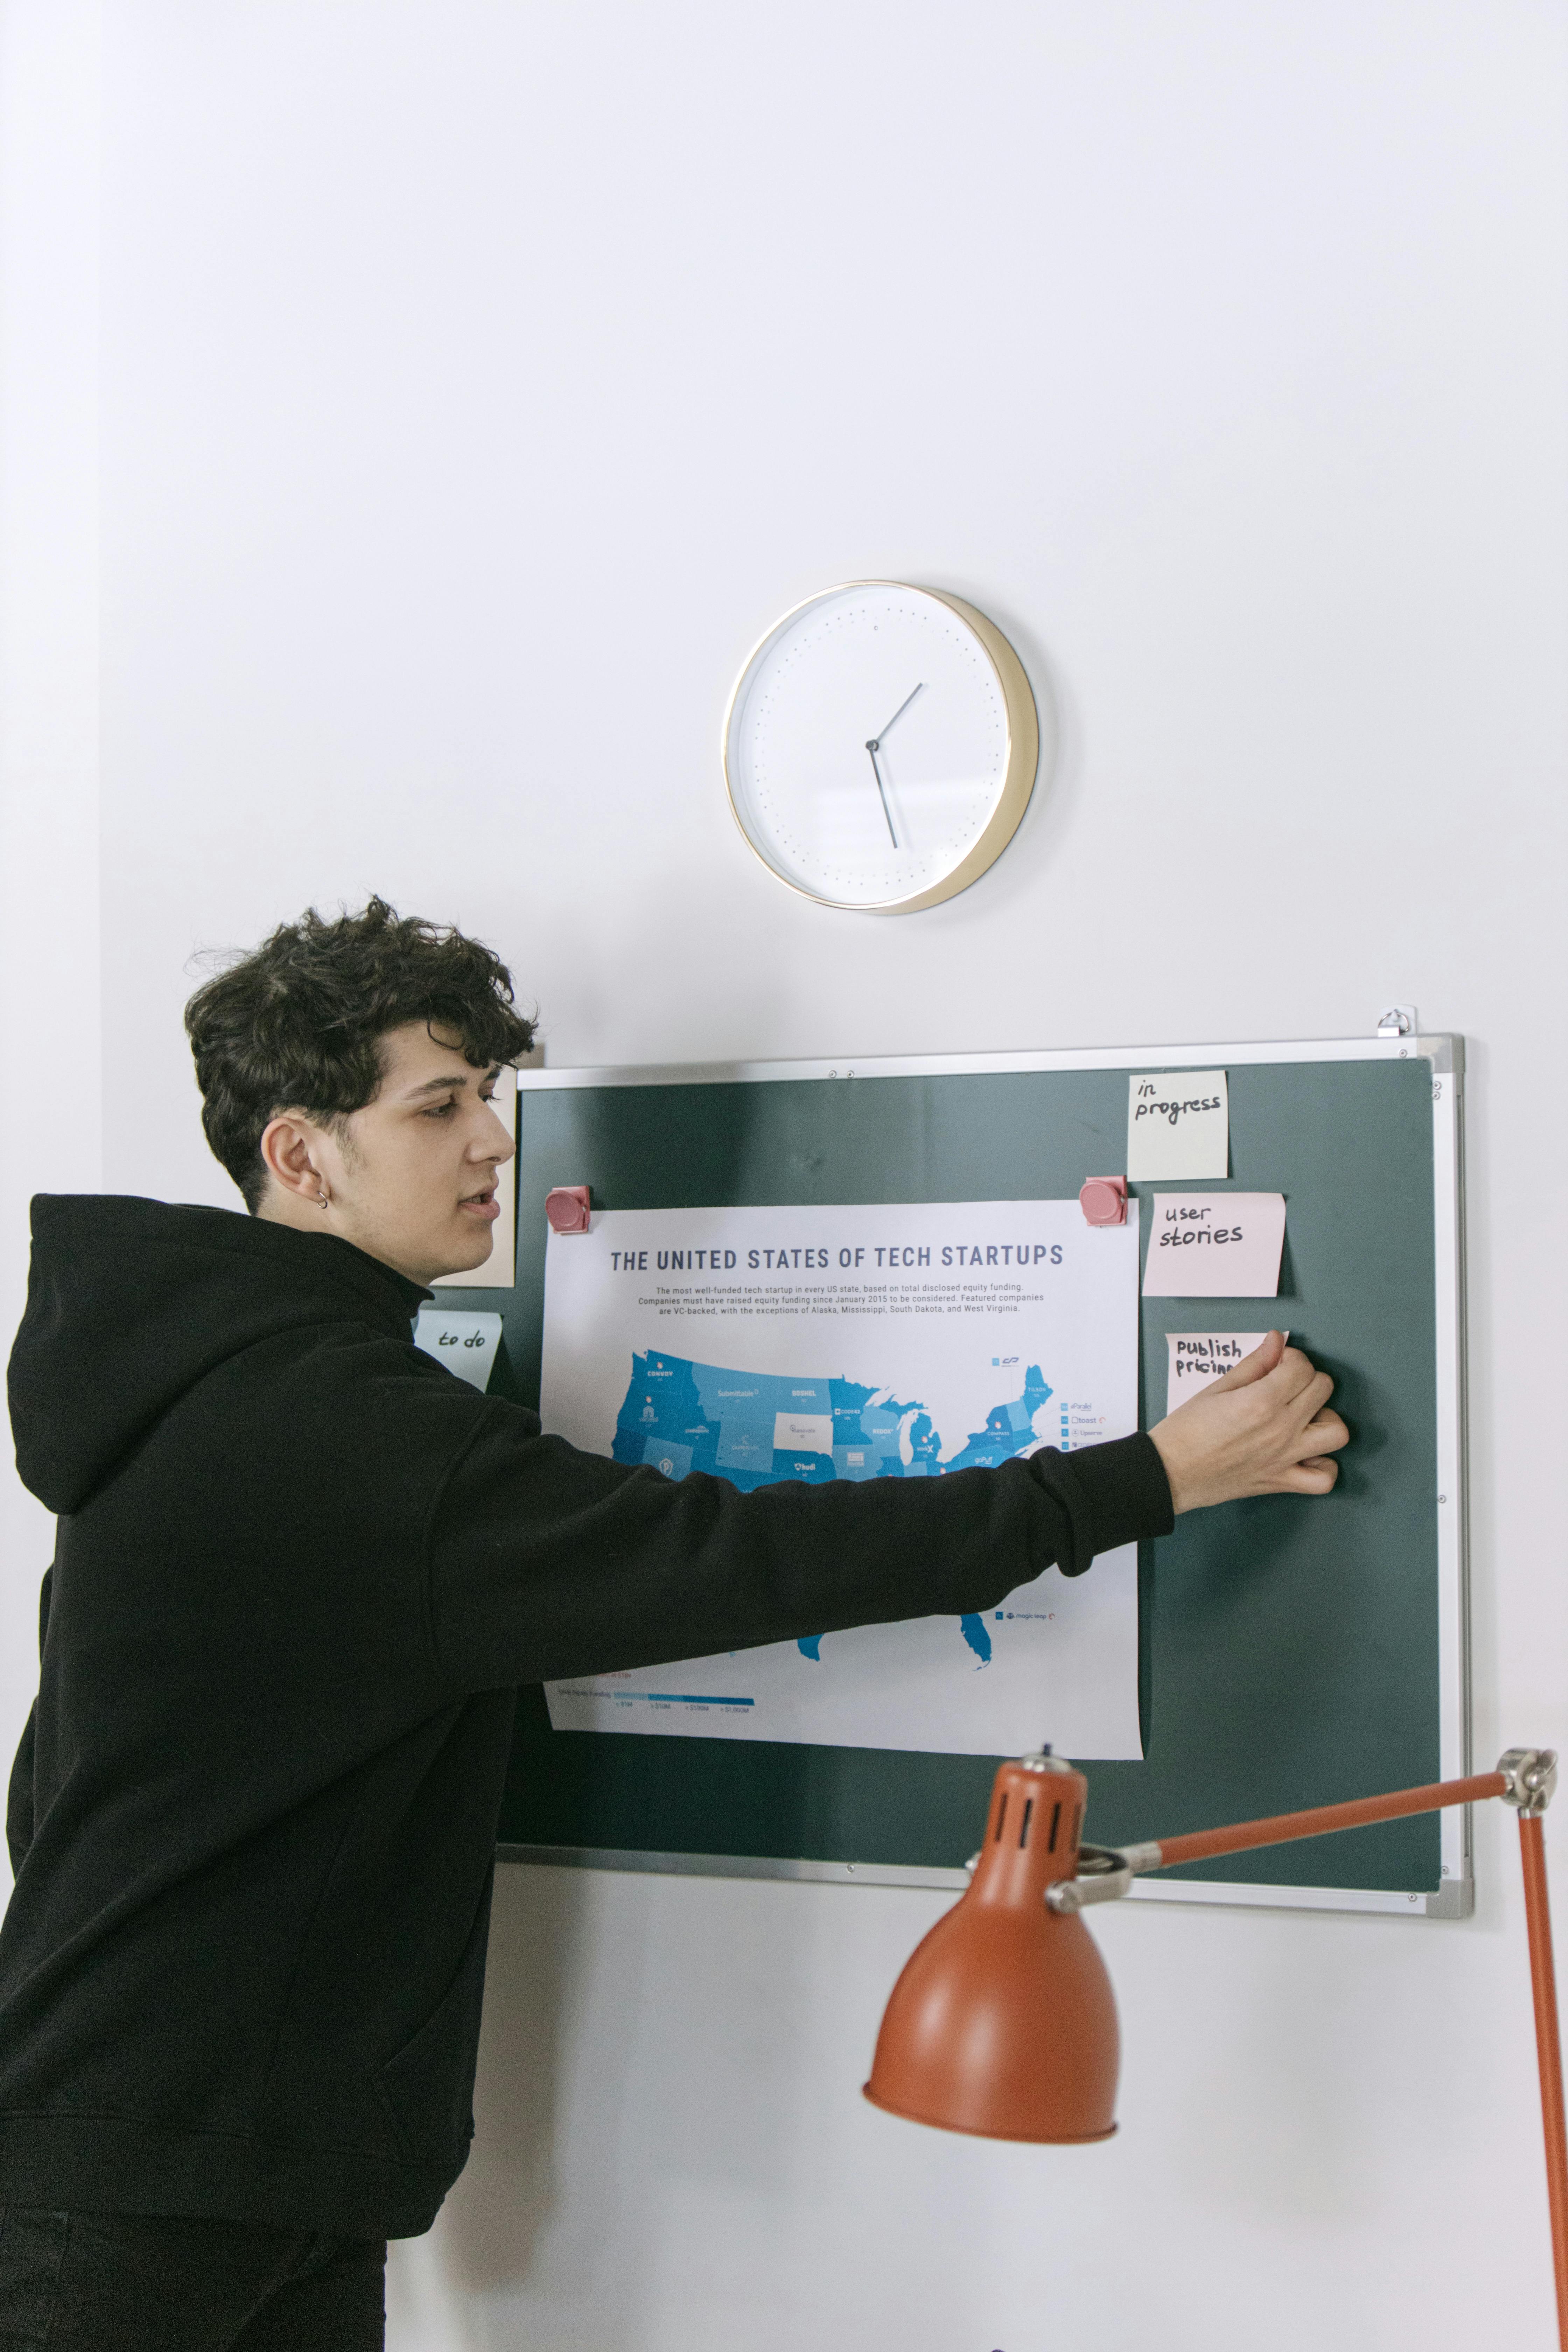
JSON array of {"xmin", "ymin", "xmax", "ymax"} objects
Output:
[{"xmin": 506, "ymin": 1031, "xmax": 1468, "ymax": 1919}]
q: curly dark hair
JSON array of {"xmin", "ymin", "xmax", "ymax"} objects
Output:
[{"xmin": 184, "ymin": 897, "xmax": 536, "ymax": 1211}]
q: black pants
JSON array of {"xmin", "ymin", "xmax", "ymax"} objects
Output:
[{"xmin": 0, "ymin": 2208, "xmax": 386, "ymax": 2350}]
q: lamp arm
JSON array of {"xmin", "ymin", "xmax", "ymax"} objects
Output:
[
  {"xmin": 1046, "ymin": 1765, "xmax": 1523, "ymax": 1913},
  {"xmin": 1519, "ymin": 1805, "xmax": 1568, "ymax": 2347},
  {"xmin": 1130, "ymin": 1765, "xmax": 1512, "ymax": 1874},
  {"xmin": 1045, "ymin": 1748, "xmax": 1567, "ymax": 2351}
]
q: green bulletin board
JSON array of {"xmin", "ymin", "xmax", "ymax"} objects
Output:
[{"xmin": 448, "ymin": 1038, "xmax": 1467, "ymax": 1917}]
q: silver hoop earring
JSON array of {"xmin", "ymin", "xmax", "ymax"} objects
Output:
[{"xmin": 317, "ymin": 1188, "xmax": 330, "ymax": 1210}]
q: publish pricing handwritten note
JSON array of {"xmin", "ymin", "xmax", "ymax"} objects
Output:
[
  {"xmin": 1166, "ymin": 1332, "xmax": 1284, "ymax": 1411},
  {"xmin": 1127, "ymin": 1070, "xmax": 1229, "ymax": 1181},
  {"xmin": 1142, "ymin": 1194, "xmax": 1286, "ymax": 1297}
]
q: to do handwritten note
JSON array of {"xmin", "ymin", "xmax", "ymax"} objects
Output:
[
  {"xmin": 1127, "ymin": 1070, "xmax": 1229, "ymax": 1181},
  {"xmin": 1141, "ymin": 1193, "xmax": 1286, "ymax": 1297},
  {"xmin": 413, "ymin": 1308, "xmax": 504, "ymax": 1392}
]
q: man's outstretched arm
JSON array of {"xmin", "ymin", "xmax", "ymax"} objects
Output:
[{"xmin": 423, "ymin": 1334, "xmax": 1346, "ymax": 1693}]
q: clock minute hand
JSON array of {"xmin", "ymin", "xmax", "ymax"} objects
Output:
[
  {"xmin": 864, "ymin": 742, "xmax": 899, "ymax": 848},
  {"xmin": 874, "ymin": 682, "xmax": 924, "ymax": 741}
]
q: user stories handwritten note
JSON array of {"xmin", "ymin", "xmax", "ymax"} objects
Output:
[
  {"xmin": 1142, "ymin": 1194, "xmax": 1286, "ymax": 1297},
  {"xmin": 1165, "ymin": 1332, "xmax": 1284, "ymax": 1411},
  {"xmin": 1127, "ymin": 1070, "xmax": 1229, "ymax": 1181}
]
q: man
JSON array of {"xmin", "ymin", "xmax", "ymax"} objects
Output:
[{"xmin": 0, "ymin": 899, "xmax": 1346, "ymax": 2347}]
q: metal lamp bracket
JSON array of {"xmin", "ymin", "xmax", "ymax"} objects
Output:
[
  {"xmin": 1500, "ymin": 1749, "xmax": 1560, "ymax": 1819},
  {"xmin": 1045, "ymin": 1844, "xmax": 1138, "ymax": 1915}
]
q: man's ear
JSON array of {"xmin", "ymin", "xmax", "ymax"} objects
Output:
[{"xmin": 259, "ymin": 1112, "xmax": 331, "ymax": 1205}]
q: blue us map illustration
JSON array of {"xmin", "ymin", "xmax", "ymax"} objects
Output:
[{"xmin": 612, "ymin": 1352, "xmax": 1057, "ymax": 1667}]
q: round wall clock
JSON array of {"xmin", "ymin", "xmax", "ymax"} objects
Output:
[{"xmin": 722, "ymin": 580, "xmax": 1040, "ymax": 913}]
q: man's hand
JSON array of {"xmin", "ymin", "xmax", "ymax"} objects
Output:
[{"xmin": 1148, "ymin": 1332, "xmax": 1349, "ymax": 1514}]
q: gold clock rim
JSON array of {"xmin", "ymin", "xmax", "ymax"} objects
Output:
[{"xmin": 720, "ymin": 579, "xmax": 1040, "ymax": 915}]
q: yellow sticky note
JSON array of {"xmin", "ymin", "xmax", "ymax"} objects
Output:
[{"xmin": 1127, "ymin": 1071, "xmax": 1228, "ymax": 1181}]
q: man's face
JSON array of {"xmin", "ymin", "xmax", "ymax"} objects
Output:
[{"xmin": 297, "ymin": 1022, "xmax": 515, "ymax": 1284}]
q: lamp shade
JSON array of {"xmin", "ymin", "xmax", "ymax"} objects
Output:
[{"xmin": 863, "ymin": 1754, "xmax": 1119, "ymax": 2142}]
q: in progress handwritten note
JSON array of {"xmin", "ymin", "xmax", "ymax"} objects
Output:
[
  {"xmin": 1142, "ymin": 1194, "xmax": 1286, "ymax": 1297},
  {"xmin": 1166, "ymin": 1332, "xmax": 1283, "ymax": 1411},
  {"xmin": 1127, "ymin": 1071, "xmax": 1228, "ymax": 1181}
]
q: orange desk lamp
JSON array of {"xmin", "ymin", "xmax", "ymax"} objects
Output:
[{"xmin": 866, "ymin": 1745, "xmax": 1567, "ymax": 2347}]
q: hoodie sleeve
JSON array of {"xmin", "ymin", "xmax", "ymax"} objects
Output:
[
  {"xmin": 422, "ymin": 1414, "xmax": 1172, "ymax": 1692},
  {"xmin": 6, "ymin": 1568, "xmax": 50, "ymax": 1879}
]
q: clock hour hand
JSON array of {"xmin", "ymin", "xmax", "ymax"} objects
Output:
[{"xmin": 865, "ymin": 743, "xmax": 898, "ymax": 848}]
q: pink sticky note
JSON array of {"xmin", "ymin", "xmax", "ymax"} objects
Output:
[
  {"xmin": 545, "ymin": 1185, "xmax": 592, "ymax": 1235},
  {"xmin": 1079, "ymin": 1176, "xmax": 1127, "ymax": 1227},
  {"xmin": 1141, "ymin": 1193, "xmax": 1286, "ymax": 1297}
]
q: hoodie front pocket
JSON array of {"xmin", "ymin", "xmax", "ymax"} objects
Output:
[
  {"xmin": 0, "ymin": 2207, "xmax": 68, "ymax": 2339},
  {"xmin": 371, "ymin": 1902, "xmax": 489, "ymax": 2166}
]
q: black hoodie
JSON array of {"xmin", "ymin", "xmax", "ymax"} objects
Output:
[{"xmin": 1, "ymin": 1195, "xmax": 1172, "ymax": 2240}]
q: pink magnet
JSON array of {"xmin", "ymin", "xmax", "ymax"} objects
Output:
[
  {"xmin": 544, "ymin": 1185, "xmax": 592, "ymax": 1235},
  {"xmin": 1079, "ymin": 1175, "xmax": 1128, "ymax": 1228}
]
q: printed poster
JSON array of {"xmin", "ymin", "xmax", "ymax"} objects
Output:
[{"xmin": 539, "ymin": 1200, "xmax": 1143, "ymax": 1759}]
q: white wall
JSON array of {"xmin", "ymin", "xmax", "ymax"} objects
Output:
[
  {"xmin": 0, "ymin": 0, "xmax": 101, "ymax": 1775},
  {"xmin": 4, "ymin": 2, "xmax": 1567, "ymax": 2344}
]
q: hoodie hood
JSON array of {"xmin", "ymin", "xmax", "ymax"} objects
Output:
[{"xmin": 8, "ymin": 1196, "xmax": 429, "ymax": 1514}]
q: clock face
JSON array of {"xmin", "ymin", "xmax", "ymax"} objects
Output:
[{"xmin": 723, "ymin": 581, "xmax": 1037, "ymax": 912}]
